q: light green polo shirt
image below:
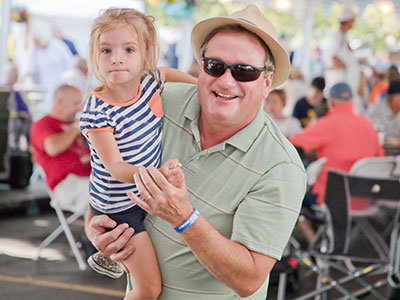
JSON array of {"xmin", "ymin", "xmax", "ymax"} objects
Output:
[{"xmin": 128, "ymin": 83, "xmax": 306, "ymax": 299}]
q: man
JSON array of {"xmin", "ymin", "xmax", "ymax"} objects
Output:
[
  {"xmin": 30, "ymin": 74, "xmax": 90, "ymax": 214},
  {"xmin": 292, "ymin": 76, "xmax": 327, "ymax": 127},
  {"xmin": 291, "ymin": 82, "xmax": 384, "ymax": 208},
  {"xmin": 86, "ymin": 5, "xmax": 306, "ymax": 299},
  {"xmin": 367, "ymin": 80, "xmax": 400, "ymax": 141},
  {"xmin": 324, "ymin": 6, "xmax": 360, "ymax": 98},
  {"xmin": 28, "ymin": 21, "xmax": 74, "ymax": 116}
]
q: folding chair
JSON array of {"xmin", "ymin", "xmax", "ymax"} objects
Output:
[
  {"xmin": 293, "ymin": 170, "xmax": 400, "ymax": 300},
  {"xmin": 32, "ymin": 165, "xmax": 87, "ymax": 271},
  {"xmin": 350, "ymin": 156, "xmax": 399, "ymax": 247}
]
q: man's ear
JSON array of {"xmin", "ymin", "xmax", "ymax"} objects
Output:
[{"xmin": 262, "ymin": 72, "xmax": 274, "ymax": 99}]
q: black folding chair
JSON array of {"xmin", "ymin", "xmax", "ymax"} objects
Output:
[{"xmin": 293, "ymin": 170, "xmax": 400, "ymax": 300}]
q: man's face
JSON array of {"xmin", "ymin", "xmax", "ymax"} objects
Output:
[
  {"xmin": 197, "ymin": 31, "xmax": 273, "ymax": 131},
  {"xmin": 341, "ymin": 19, "xmax": 355, "ymax": 32},
  {"xmin": 391, "ymin": 94, "xmax": 400, "ymax": 113},
  {"xmin": 62, "ymin": 87, "xmax": 82, "ymax": 121}
]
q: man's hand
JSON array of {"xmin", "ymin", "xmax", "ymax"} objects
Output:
[
  {"xmin": 128, "ymin": 160, "xmax": 193, "ymax": 228},
  {"xmin": 86, "ymin": 214, "xmax": 135, "ymax": 262}
]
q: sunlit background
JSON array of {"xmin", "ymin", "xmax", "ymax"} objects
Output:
[{"xmin": 0, "ymin": 0, "xmax": 399, "ymax": 88}]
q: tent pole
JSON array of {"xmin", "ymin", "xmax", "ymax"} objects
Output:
[{"xmin": 0, "ymin": 0, "xmax": 11, "ymax": 78}]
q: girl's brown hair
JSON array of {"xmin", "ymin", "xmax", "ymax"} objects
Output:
[
  {"xmin": 269, "ymin": 89, "xmax": 287, "ymax": 106},
  {"xmin": 88, "ymin": 8, "xmax": 160, "ymax": 90}
]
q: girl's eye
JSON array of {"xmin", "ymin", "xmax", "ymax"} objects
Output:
[
  {"xmin": 101, "ymin": 48, "xmax": 111, "ymax": 54},
  {"xmin": 126, "ymin": 48, "xmax": 135, "ymax": 53}
]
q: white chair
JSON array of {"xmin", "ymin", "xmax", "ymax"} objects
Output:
[
  {"xmin": 348, "ymin": 156, "xmax": 399, "ymax": 263},
  {"xmin": 350, "ymin": 156, "xmax": 397, "ymax": 179},
  {"xmin": 306, "ymin": 157, "xmax": 327, "ymax": 188},
  {"xmin": 32, "ymin": 165, "xmax": 87, "ymax": 271}
]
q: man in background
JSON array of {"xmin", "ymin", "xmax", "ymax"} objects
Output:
[
  {"xmin": 30, "ymin": 74, "xmax": 90, "ymax": 215},
  {"xmin": 324, "ymin": 6, "xmax": 360, "ymax": 97}
]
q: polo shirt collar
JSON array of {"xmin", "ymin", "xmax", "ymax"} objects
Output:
[
  {"xmin": 184, "ymin": 96, "xmax": 265, "ymax": 153},
  {"xmin": 328, "ymin": 101, "xmax": 353, "ymax": 115}
]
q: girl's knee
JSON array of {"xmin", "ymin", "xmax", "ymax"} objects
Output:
[{"xmin": 124, "ymin": 279, "xmax": 161, "ymax": 300}]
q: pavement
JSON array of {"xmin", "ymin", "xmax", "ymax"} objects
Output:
[
  {"xmin": 0, "ymin": 198, "xmax": 127, "ymax": 300},
  {"xmin": 0, "ymin": 182, "xmax": 396, "ymax": 300}
]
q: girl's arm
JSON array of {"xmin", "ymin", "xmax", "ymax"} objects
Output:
[
  {"xmin": 87, "ymin": 130, "xmax": 138, "ymax": 183},
  {"xmin": 159, "ymin": 67, "xmax": 197, "ymax": 84}
]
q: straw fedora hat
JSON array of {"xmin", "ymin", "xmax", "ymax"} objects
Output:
[{"xmin": 191, "ymin": 4, "xmax": 290, "ymax": 88}]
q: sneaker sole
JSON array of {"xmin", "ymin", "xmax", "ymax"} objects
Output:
[{"xmin": 87, "ymin": 256, "xmax": 124, "ymax": 279}]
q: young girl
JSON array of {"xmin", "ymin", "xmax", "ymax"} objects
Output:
[
  {"xmin": 79, "ymin": 8, "xmax": 196, "ymax": 300},
  {"xmin": 264, "ymin": 89, "xmax": 302, "ymax": 138}
]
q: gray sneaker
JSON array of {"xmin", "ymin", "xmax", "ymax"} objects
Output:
[{"xmin": 87, "ymin": 252, "xmax": 124, "ymax": 279}]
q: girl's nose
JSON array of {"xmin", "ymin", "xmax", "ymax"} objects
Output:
[{"xmin": 111, "ymin": 51, "xmax": 123, "ymax": 65}]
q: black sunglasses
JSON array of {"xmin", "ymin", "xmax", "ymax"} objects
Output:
[{"xmin": 201, "ymin": 57, "xmax": 270, "ymax": 82}]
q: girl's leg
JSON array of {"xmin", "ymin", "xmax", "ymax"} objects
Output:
[{"xmin": 123, "ymin": 232, "xmax": 161, "ymax": 300}]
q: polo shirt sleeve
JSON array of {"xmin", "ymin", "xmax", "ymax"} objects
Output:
[{"xmin": 231, "ymin": 161, "xmax": 306, "ymax": 260}]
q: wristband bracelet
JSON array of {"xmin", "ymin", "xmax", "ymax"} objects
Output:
[{"xmin": 174, "ymin": 208, "xmax": 200, "ymax": 233}]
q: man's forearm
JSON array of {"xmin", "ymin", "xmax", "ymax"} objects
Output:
[
  {"xmin": 180, "ymin": 215, "xmax": 275, "ymax": 298},
  {"xmin": 44, "ymin": 127, "xmax": 80, "ymax": 156}
]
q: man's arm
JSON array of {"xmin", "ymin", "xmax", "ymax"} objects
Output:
[
  {"xmin": 130, "ymin": 166, "xmax": 276, "ymax": 297},
  {"xmin": 180, "ymin": 214, "xmax": 276, "ymax": 297},
  {"xmin": 44, "ymin": 123, "xmax": 81, "ymax": 156}
]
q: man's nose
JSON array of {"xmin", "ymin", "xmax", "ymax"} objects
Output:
[{"xmin": 217, "ymin": 68, "xmax": 237, "ymax": 86}]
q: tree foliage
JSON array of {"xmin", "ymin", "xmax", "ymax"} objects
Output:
[{"xmin": 144, "ymin": 0, "xmax": 400, "ymax": 54}]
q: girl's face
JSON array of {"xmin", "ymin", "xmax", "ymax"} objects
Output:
[
  {"xmin": 264, "ymin": 92, "xmax": 284, "ymax": 117},
  {"xmin": 97, "ymin": 25, "xmax": 144, "ymax": 88}
]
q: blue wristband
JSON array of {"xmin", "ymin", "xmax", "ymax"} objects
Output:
[{"xmin": 174, "ymin": 208, "xmax": 200, "ymax": 233}]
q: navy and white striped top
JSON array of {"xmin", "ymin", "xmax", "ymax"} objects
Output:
[{"xmin": 80, "ymin": 74, "xmax": 163, "ymax": 214}]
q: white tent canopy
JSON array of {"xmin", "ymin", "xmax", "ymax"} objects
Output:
[
  {"xmin": 1, "ymin": 0, "xmax": 399, "ymax": 81},
  {"xmin": 0, "ymin": 0, "xmax": 145, "ymax": 79},
  {"xmin": 11, "ymin": 0, "xmax": 144, "ymax": 18}
]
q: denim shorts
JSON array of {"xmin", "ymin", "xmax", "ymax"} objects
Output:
[{"xmin": 90, "ymin": 204, "xmax": 146, "ymax": 234}]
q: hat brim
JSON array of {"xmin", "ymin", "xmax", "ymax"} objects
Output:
[{"xmin": 191, "ymin": 16, "xmax": 291, "ymax": 88}]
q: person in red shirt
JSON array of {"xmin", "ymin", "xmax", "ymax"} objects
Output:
[
  {"xmin": 30, "ymin": 77, "xmax": 91, "ymax": 214},
  {"xmin": 291, "ymin": 82, "xmax": 384, "ymax": 207}
]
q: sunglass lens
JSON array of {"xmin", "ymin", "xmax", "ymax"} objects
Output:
[
  {"xmin": 204, "ymin": 58, "xmax": 226, "ymax": 77},
  {"xmin": 232, "ymin": 65, "xmax": 260, "ymax": 82}
]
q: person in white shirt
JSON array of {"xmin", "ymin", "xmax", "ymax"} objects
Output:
[{"xmin": 324, "ymin": 6, "xmax": 360, "ymax": 99}]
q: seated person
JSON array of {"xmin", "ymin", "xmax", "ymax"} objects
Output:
[
  {"xmin": 367, "ymin": 80, "xmax": 400, "ymax": 144},
  {"xmin": 291, "ymin": 82, "xmax": 384, "ymax": 209},
  {"xmin": 291, "ymin": 82, "xmax": 384, "ymax": 243},
  {"xmin": 369, "ymin": 65, "xmax": 400, "ymax": 104},
  {"xmin": 264, "ymin": 89, "xmax": 301, "ymax": 138},
  {"xmin": 30, "ymin": 76, "xmax": 90, "ymax": 215},
  {"xmin": 292, "ymin": 76, "xmax": 327, "ymax": 127}
]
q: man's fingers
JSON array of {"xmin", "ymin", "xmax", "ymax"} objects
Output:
[
  {"xmin": 91, "ymin": 214, "xmax": 117, "ymax": 230},
  {"xmin": 103, "ymin": 226, "xmax": 134, "ymax": 257},
  {"xmin": 96, "ymin": 223, "xmax": 132, "ymax": 255},
  {"xmin": 127, "ymin": 190, "xmax": 151, "ymax": 212},
  {"xmin": 110, "ymin": 244, "xmax": 135, "ymax": 262},
  {"xmin": 147, "ymin": 166, "xmax": 171, "ymax": 190}
]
